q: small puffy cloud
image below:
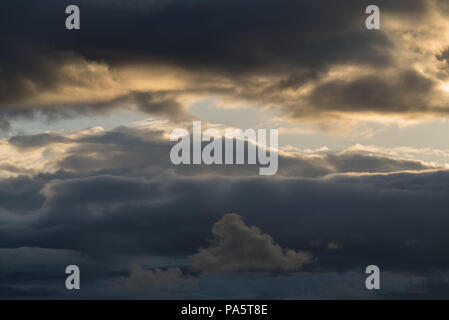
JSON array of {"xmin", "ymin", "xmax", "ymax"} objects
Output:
[
  {"xmin": 117, "ymin": 265, "xmax": 194, "ymax": 290},
  {"xmin": 190, "ymin": 214, "xmax": 312, "ymax": 273},
  {"xmin": 327, "ymin": 242, "xmax": 343, "ymax": 251}
]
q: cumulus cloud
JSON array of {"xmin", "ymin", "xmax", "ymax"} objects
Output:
[
  {"xmin": 117, "ymin": 265, "xmax": 194, "ymax": 290},
  {"xmin": 191, "ymin": 214, "xmax": 312, "ymax": 273}
]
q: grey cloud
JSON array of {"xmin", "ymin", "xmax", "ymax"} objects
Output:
[
  {"xmin": 117, "ymin": 265, "xmax": 194, "ymax": 290},
  {"xmin": 9, "ymin": 133, "xmax": 70, "ymax": 149},
  {"xmin": 3, "ymin": 162, "xmax": 449, "ymax": 298},
  {"xmin": 0, "ymin": 247, "xmax": 87, "ymax": 295},
  {"xmin": 0, "ymin": 247, "xmax": 86, "ymax": 274},
  {"xmin": 0, "ymin": 49, "xmax": 75, "ymax": 105},
  {"xmin": 191, "ymin": 213, "xmax": 312, "ymax": 273},
  {"xmin": 131, "ymin": 91, "xmax": 189, "ymax": 122},
  {"xmin": 20, "ymin": 169, "xmax": 449, "ymax": 276},
  {"xmin": 6, "ymin": 128, "xmax": 431, "ymax": 177},
  {"xmin": 324, "ymin": 152, "xmax": 429, "ymax": 173},
  {"xmin": 0, "ymin": 176, "xmax": 45, "ymax": 213},
  {"xmin": 301, "ymin": 70, "xmax": 441, "ymax": 115},
  {"xmin": 0, "ymin": 108, "xmax": 93, "ymax": 133},
  {"xmin": 0, "ymin": 116, "xmax": 11, "ymax": 132},
  {"xmin": 71, "ymin": 91, "xmax": 191, "ymax": 122}
]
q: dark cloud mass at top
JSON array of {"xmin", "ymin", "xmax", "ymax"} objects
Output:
[{"xmin": 0, "ymin": 0, "xmax": 446, "ymax": 126}]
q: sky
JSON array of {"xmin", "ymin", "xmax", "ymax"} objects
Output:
[{"xmin": 2, "ymin": 0, "xmax": 449, "ymax": 299}]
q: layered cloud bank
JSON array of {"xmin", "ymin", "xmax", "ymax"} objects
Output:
[
  {"xmin": 0, "ymin": 124, "xmax": 441, "ymax": 179},
  {"xmin": 0, "ymin": 123, "xmax": 448, "ymax": 298}
]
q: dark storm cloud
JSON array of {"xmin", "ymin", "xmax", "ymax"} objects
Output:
[
  {"xmin": 0, "ymin": 129, "xmax": 447, "ymax": 270},
  {"xmin": 3, "ymin": 166, "xmax": 449, "ymax": 297},
  {"xmin": 28, "ymin": 170, "xmax": 449, "ymax": 275},
  {"xmin": 2, "ymin": 124, "xmax": 449, "ymax": 298},
  {"xmin": 0, "ymin": 246, "xmax": 129, "ymax": 299},
  {"xmin": 22, "ymin": 0, "xmax": 394, "ymax": 72},
  {"xmin": 0, "ymin": 0, "xmax": 440, "ymax": 124},
  {"xmin": 0, "ymin": 176, "xmax": 45, "ymax": 213}
]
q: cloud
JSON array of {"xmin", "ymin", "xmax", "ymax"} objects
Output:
[
  {"xmin": 5, "ymin": 0, "xmax": 449, "ymax": 299},
  {"xmin": 191, "ymin": 213, "xmax": 312, "ymax": 273},
  {"xmin": 2, "ymin": 150, "xmax": 449, "ymax": 297},
  {"xmin": 130, "ymin": 91, "xmax": 189, "ymax": 122},
  {"xmin": 9, "ymin": 133, "xmax": 70, "ymax": 149},
  {"xmin": 302, "ymin": 70, "xmax": 443, "ymax": 115},
  {"xmin": 1, "ymin": 126, "xmax": 436, "ymax": 178},
  {"xmin": 1, "ymin": 0, "xmax": 448, "ymax": 128},
  {"xmin": 117, "ymin": 265, "xmax": 194, "ymax": 290},
  {"xmin": 0, "ymin": 247, "xmax": 86, "ymax": 273},
  {"xmin": 15, "ymin": 167, "xmax": 449, "ymax": 277}
]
